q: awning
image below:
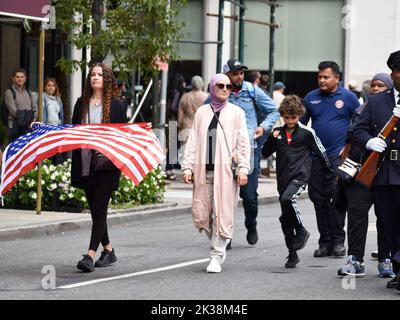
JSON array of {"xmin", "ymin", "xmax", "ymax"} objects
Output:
[{"xmin": 0, "ymin": 0, "xmax": 50, "ymax": 22}]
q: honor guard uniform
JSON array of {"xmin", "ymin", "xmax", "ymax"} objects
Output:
[{"xmin": 352, "ymin": 50, "xmax": 400, "ymax": 290}]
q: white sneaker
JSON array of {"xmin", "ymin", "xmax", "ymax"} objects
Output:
[{"xmin": 206, "ymin": 258, "xmax": 222, "ymax": 273}]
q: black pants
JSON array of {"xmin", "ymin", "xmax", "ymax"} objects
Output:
[
  {"xmin": 308, "ymin": 156, "xmax": 346, "ymax": 249},
  {"xmin": 339, "ymin": 180, "xmax": 390, "ymax": 262},
  {"xmin": 374, "ymin": 186, "xmax": 400, "ymax": 274},
  {"xmin": 84, "ymin": 186, "xmax": 113, "ymax": 252},
  {"xmin": 8, "ymin": 125, "xmax": 29, "ymax": 142},
  {"xmin": 279, "ymin": 180, "xmax": 306, "ymax": 250}
]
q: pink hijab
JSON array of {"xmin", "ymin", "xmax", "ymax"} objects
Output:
[{"xmin": 210, "ymin": 73, "xmax": 231, "ymax": 112}]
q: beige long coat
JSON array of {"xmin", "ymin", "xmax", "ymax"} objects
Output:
[{"xmin": 181, "ymin": 102, "xmax": 250, "ymax": 239}]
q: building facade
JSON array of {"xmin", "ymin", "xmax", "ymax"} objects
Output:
[{"xmin": 176, "ymin": 0, "xmax": 400, "ymax": 96}]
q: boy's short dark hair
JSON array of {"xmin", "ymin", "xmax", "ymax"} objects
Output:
[
  {"xmin": 318, "ymin": 61, "xmax": 340, "ymax": 75},
  {"xmin": 279, "ymin": 94, "xmax": 305, "ymax": 116},
  {"xmin": 13, "ymin": 67, "xmax": 27, "ymax": 77}
]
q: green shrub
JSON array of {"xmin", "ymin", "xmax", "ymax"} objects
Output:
[{"xmin": 2, "ymin": 159, "xmax": 166, "ymax": 210}]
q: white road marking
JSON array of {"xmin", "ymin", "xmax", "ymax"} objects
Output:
[{"xmin": 58, "ymin": 258, "xmax": 210, "ymax": 289}]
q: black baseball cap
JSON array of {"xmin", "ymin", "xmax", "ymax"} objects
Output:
[{"xmin": 223, "ymin": 59, "xmax": 248, "ymax": 73}]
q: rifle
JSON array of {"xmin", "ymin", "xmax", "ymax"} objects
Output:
[{"xmin": 355, "ymin": 115, "xmax": 399, "ymax": 187}]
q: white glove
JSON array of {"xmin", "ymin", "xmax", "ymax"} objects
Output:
[
  {"xmin": 393, "ymin": 105, "xmax": 400, "ymax": 118},
  {"xmin": 366, "ymin": 137, "xmax": 387, "ymax": 153}
]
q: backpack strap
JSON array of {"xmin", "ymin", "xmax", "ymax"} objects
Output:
[
  {"xmin": 9, "ymin": 87, "xmax": 17, "ymax": 101},
  {"xmin": 245, "ymin": 82, "xmax": 257, "ymax": 105}
]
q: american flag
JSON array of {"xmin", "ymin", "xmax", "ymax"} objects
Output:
[{"xmin": 0, "ymin": 123, "xmax": 165, "ymax": 196}]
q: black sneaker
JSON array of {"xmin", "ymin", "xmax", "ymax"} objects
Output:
[
  {"xmin": 314, "ymin": 247, "xmax": 333, "ymax": 257},
  {"xmin": 292, "ymin": 227, "xmax": 310, "ymax": 251},
  {"xmin": 371, "ymin": 251, "xmax": 378, "ymax": 260},
  {"xmin": 226, "ymin": 239, "xmax": 232, "ymax": 250},
  {"xmin": 94, "ymin": 248, "xmax": 117, "ymax": 268},
  {"xmin": 386, "ymin": 277, "xmax": 398, "ymax": 289},
  {"xmin": 332, "ymin": 244, "xmax": 346, "ymax": 257},
  {"xmin": 246, "ymin": 226, "xmax": 258, "ymax": 245},
  {"xmin": 285, "ymin": 251, "xmax": 300, "ymax": 268},
  {"xmin": 77, "ymin": 254, "xmax": 94, "ymax": 272}
]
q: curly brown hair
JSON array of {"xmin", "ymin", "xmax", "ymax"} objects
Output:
[
  {"xmin": 278, "ymin": 94, "xmax": 305, "ymax": 116},
  {"xmin": 82, "ymin": 62, "xmax": 119, "ymax": 123}
]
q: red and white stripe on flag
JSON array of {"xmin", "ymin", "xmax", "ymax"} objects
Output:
[{"xmin": 0, "ymin": 123, "xmax": 165, "ymax": 196}]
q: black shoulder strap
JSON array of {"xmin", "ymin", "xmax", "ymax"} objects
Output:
[{"xmin": 8, "ymin": 87, "xmax": 17, "ymax": 101}]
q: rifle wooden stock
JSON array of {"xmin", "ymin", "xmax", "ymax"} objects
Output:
[
  {"xmin": 355, "ymin": 115, "xmax": 399, "ymax": 188},
  {"xmin": 355, "ymin": 152, "xmax": 380, "ymax": 187}
]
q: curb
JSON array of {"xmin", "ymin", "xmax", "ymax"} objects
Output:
[{"xmin": 0, "ymin": 192, "xmax": 308, "ymax": 242}]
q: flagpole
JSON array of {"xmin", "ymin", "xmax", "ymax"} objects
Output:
[{"xmin": 36, "ymin": 26, "xmax": 45, "ymax": 215}]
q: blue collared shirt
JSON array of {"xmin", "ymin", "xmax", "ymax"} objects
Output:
[
  {"xmin": 205, "ymin": 81, "xmax": 279, "ymax": 148},
  {"xmin": 301, "ymin": 86, "xmax": 360, "ymax": 158}
]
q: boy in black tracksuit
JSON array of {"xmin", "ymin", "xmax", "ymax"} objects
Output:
[{"xmin": 263, "ymin": 95, "xmax": 333, "ymax": 268}]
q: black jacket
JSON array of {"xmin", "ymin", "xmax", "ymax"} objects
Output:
[
  {"xmin": 263, "ymin": 122, "xmax": 332, "ymax": 193},
  {"xmin": 352, "ymin": 89, "xmax": 400, "ymax": 186},
  {"xmin": 71, "ymin": 97, "xmax": 128, "ymax": 190}
]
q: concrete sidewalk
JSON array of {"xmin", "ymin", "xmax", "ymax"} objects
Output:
[{"xmin": 0, "ymin": 168, "xmax": 298, "ymax": 241}]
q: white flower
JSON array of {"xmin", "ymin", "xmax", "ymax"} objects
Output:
[
  {"xmin": 61, "ymin": 175, "xmax": 67, "ymax": 182},
  {"xmin": 68, "ymin": 193, "xmax": 74, "ymax": 199},
  {"xmin": 29, "ymin": 191, "xmax": 37, "ymax": 199},
  {"xmin": 27, "ymin": 179, "xmax": 35, "ymax": 188},
  {"xmin": 81, "ymin": 196, "xmax": 86, "ymax": 202},
  {"xmin": 49, "ymin": 183, "xmax": 57, "ymax": 191},
  {"xmin": 50, "ymin": 173, "xmax": 56, "ymax": 180}
]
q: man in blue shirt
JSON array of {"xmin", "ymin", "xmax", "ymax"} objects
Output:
[
  {"xmin": 223, "ymin": 59, "xmax": 279, "ymax": 247},
  {"xmin": 301, "ymin": 61, "xmax": 360, "ymax": 258}
]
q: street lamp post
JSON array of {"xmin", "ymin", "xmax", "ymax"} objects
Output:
[
  {"xmin": 216, "ymin": 0, "xmax": 225, "ymax": 73},
  {"xmin": 269, "ymin": 0, "xmax": 277, "ymax": 96}
]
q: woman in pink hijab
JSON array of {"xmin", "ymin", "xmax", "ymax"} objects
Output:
[{"xmin": 181, "ymin": 73, "xmax": 251, "ymax": 273}]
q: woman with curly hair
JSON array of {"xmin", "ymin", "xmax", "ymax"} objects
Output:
[{"xmin": 71, "ymin": 62, "xmax": 127, "ymax": 272}]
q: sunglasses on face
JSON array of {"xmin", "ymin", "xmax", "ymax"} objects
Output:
[{"xmin": 216, "ymin": 83, "xmax": 233, "ymax": 90}]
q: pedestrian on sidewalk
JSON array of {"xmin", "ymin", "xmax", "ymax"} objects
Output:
[
  {"xmin": 337, "ymin": 72, "xmax": 395, "ymax": 279},
  {"xmin": 352, "ymin": 50, "xmax": 400, "ymax": 290},
  {"xmin": 42, "ymin": 77, "xmax": 66, "ymax": 165},
  {"xmin": 301, "ymin": 61, "xmax": 360, "ymax": 258},
  {"xmin": 71, "ymin": 62, "xmax": 127, "ymax": 273},
  {"xmin": 2, "ymin": 67, "xmax": 37, "ymax": 142},
  {"xmin": 177, "ymin": 75, "xmax": 208, "ymax": 164},
  {"xmin": 181, "ymin": 73, "xmax": 250, "ymax": 273},
  {"xmin": 263, "ymin": 95, "xmax": 332, "ymax": 268},
  {"xmin": 214, "ymin": 59, "xmax": 279, "ymax": 249}
]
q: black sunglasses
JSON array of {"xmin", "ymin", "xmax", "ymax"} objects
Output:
[{"xmin": 216, "ymin": 83, "xmax": 233, "ymax": 90}]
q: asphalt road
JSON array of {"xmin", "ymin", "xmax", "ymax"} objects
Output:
[{"xmin": 0, "ymin": 199, "xmax": 398, "ymax": 301}]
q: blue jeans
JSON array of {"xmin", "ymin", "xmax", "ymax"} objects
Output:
[{"xmin": 240, "ymin": 149, "xmax": 260, "ymax": 229}]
